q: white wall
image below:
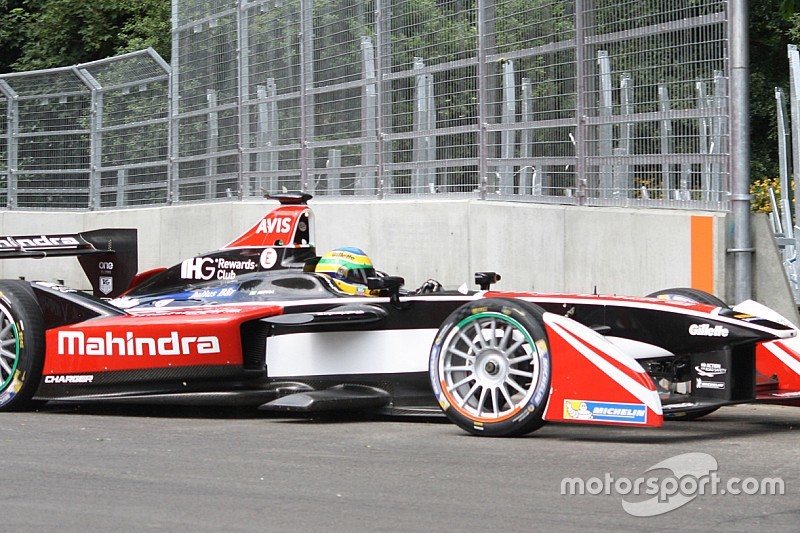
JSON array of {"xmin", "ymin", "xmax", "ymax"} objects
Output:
[{"xmin": 0, "ymin": 200, "xmax": 794, "ymax": 321}]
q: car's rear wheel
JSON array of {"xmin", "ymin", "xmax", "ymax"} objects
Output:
[
  {"xmin": 0, "ymin": 281, "xmax": 45, "ymax": 411},
  {"xmin": 646, "ymin": 287, "xmax": 727, "ymax": 308},
  {"xmin": 646, "ymin": 287, "xmax": 726, "ymax": 421},
  {"xmin": 429, "ymin": 299, "xmax": 551, "ymax": 437}
]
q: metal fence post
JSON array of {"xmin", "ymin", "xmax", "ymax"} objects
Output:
[
  {"xmin": 498, "ymin": 60, "xmax": 516, "ymax": 195},
  {"xmin": 75, "ymin": 67, "xmax": 103, "ymax": 210},
  {"xmin": 327, "ymin": 149, "xmax": 341, "ymax": 194},
  {"xmin": 361, "ymin": 36, "xmax": 378, "ymax": 196},
  {"xmin": 597, "ymin": 51, "xmax": 613, "ymax": 198},
  {"xmin": 375, "ymin": 0, "xmax": 390, "ymax": 198},
  {"xmin": 696, "ymin": 79, "xmax": 711, "ymax": 200},
  {"xmin": 788, "ymin": 45, "xmax": 800, "ymax": 223},
  {"xmin": 476, "ymin": 0, "xmax": 491, "ymax": 200},
  {"xmin": 169, "ymin": 0, "xmax": 180, "ymax": 203},
  {"xmin": 520, "ymin": 78, "xmax": 533, "ymax": 195},
  {"xmin": 616, "ymin": 72, "xmax": 633, "ymax": 197},
  {"xmin": 300, "ymin": 0, "xmax": 314, "ymax": 194},
  {"xmin": 658, "ymin": 84, "xmax": 673, "ymax": 200},
  {"xmin": 775, "ymin": 86, "xmax": 799, "ymax": 301},
  {"xmin": 257, "ymin": 81, "xmax": 278, "ymax": 195},
  {"xmin": 776, "ymin": 87, "xmax": 793, "ymax": 233},
  {"xmin": 207, "ymin": 89, "xmax": 219, "ymax": 200},
  {"xmin": 574, "ymin": 0, "xmax": 587, "ymax": 204},
  {"xmin": 712, "ymin": 70, "xmax": 728, "ymax": 203},
  {"xmin": 412, "ymin": 57, "xmax": 434, "ymax": 194},
  {"xmin": 238, "ymin": 0, "xmax": 250, "ymax": 199}
]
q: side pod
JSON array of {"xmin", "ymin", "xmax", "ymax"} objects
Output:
[{"xmin": 542, "ymin": 313, "xmax": 663, "ymax": 428}]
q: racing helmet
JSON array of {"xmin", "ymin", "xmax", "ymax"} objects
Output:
[{"xmin": 315, "ymin": 247, "xmax": 379, "ymax": 296}]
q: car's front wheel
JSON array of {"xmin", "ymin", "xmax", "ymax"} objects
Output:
[
  {"xmin": 429, "ymin": 298, "xmax": 551, "ymax": 437},
  {"xmin": 0, "ymin": 281, "xmax": 45, "ymax": 411}
]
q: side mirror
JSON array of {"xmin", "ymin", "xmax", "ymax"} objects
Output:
[
  {"xmin": 367, "ymin": 275, "xmax": 405, "ymax": 292},
  {"xmin": 475, "ymin": 271, "xmax": 501, "ymax": 291},
  {"xmin": 367, "ymin": 276, "xmax": 405, "ymax": 307}
]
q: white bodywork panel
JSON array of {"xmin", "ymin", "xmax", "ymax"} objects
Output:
[{"xmin": 266, "ymin": 329, "xmax": 438, "ymax": 377}]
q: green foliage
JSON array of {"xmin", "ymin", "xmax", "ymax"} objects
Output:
[
  {"xmin": 750, "ymin": 177, "xmax": 781, "ymax": 213},
  {"xmin": 0, "ymin": 0, "xmax": 170, "ymax": 73}
]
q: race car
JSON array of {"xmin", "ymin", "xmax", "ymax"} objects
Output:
[{"xmin": 1, "ymin": 192, "xmax": 800, "ymax": 437}]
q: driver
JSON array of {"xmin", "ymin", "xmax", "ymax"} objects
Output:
[
  {"xmin": 315, "ymin": 247, "xmax": 444, "ymax": 296},
  {"xmin": 315, "ymin": 247, "xmax": 380, "ymax": 296}
]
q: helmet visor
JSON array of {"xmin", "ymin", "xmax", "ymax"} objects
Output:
[{"xmin": 345, "ymin": 266, "xmax": 376, "ymax": 285}]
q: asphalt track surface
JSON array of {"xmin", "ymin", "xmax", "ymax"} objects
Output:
[{"xmin": 1, "ymin": 403, "xmax": 798, "ymax": 532}]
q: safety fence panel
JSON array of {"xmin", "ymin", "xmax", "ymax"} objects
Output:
[
  {"xmin": 0, "ymin": 49, "xmax": 170, "ymax": 209},
  {"xmin": 580, "ymin": 1, "xmax": 730, "ymax": 208},
  {"xmin": 171, "ymin": 0, "xmax": 241, "ymax": 202},
  {"xmin": 0, "ymin": 0, "xmax": 731, "ymax": 210}
]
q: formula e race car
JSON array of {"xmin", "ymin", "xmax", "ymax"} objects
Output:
[{"xmin": 1, "ymin": 192, "xmax": 800, "ymax": 437}]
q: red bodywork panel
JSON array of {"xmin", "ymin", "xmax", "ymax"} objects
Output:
[
  {"xmin": 42, "ymin": 305, "xmax": 282, "ymax": 375},
  {"xmin": 542, "ymin": 313, "xmax": 663, "ymax": 428},
  {"xmin": 755, "ymin": 339, "xmax": 800, "ymax": 405},
  {"xmin": 224, "ymin": 205, "xmax": 310, "ymax": 249}
]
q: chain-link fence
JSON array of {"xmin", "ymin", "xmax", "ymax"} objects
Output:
[{"xmin": 1, "ymin": 0, "xmax": 732, "ymax": 210}]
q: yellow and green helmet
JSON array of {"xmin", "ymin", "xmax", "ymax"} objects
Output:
[{"xmin": 315, "ymin": 247, "xmax": 379, "ymax": 296}]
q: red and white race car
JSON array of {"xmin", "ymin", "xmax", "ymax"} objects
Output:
[{"xmin": 0, "ymin": 193, "xmax": 799, "ymax": 437}]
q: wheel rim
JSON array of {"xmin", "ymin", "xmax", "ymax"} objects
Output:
[
  {"xmin": 0, "ymin": 303, "xmax": 19, "ymax": 391},
  {"xmin": 439, "ymin": 312, "xmax": 541, "ymax": 422}
]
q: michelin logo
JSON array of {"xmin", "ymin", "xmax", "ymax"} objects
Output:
[
  {"xmin": 564, "ymin": 400, "xmax": 647, "ymax": 424},
  {"xmin": 696, "ymin": 378, "xmax": 725, "ymax": 390}
]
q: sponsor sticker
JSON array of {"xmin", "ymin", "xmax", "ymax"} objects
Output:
[
  {"xmin": 260, "ymin": 248, "xmax": 278, "ymax": 269},
  {"xmin": 57, "ymin": 331, "xmax": 221, "ymax": 357},
  {"xmin": 44, "ymin": 374, "xmax": 94, "ymax": 384},
  {"xmin": 190, "ymin": 287, "xmax": 237, "ymax": 299},
  {"xmin": 99, "ymin": 276, "xmax": 113, "ymax": 295},
  {"xmin": 695, "ymin": 378, "xmax": 725, "ymax": 390},
  {"xmin": 180, "ymin": 257, "xmax": 259, "ymax": 280},
  {"xmin": 256, "ymin": 217, "xmax": 292, "ymax": 234},
  {"xmin": 688, "ymin": 324, "xmax": 729, "ymax": 337},
  {"xmin": 0, "ymin": 235, "xmax": 81, "ymax": 249},
  {"xmin": 563, "ymin": 400, "xmax": 647, "ymax": 424},
  {"xmin": 695, "ymin": 362, "xmax": 727, "ymax": 378}
]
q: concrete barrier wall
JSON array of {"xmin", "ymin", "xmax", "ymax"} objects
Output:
[{"xmin": 0, "ymin": 200, "xmax": 794, "ymax": 321}]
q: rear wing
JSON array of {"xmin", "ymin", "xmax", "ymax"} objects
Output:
[{"xmin": 0, "ymin": 229, "xmax": 138, "ymax": 298}]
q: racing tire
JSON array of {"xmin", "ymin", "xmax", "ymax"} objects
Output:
[
  {"xmin": 429, "ymin": 298, "xmax": 551, "ymax": 437},
  {"xmin": 646, "ymin": 287, "xmax": 726, "ymax": 421},
  {"xmin": 0, "ymin": 281, "xmax": 45, "ymax": 411}
]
